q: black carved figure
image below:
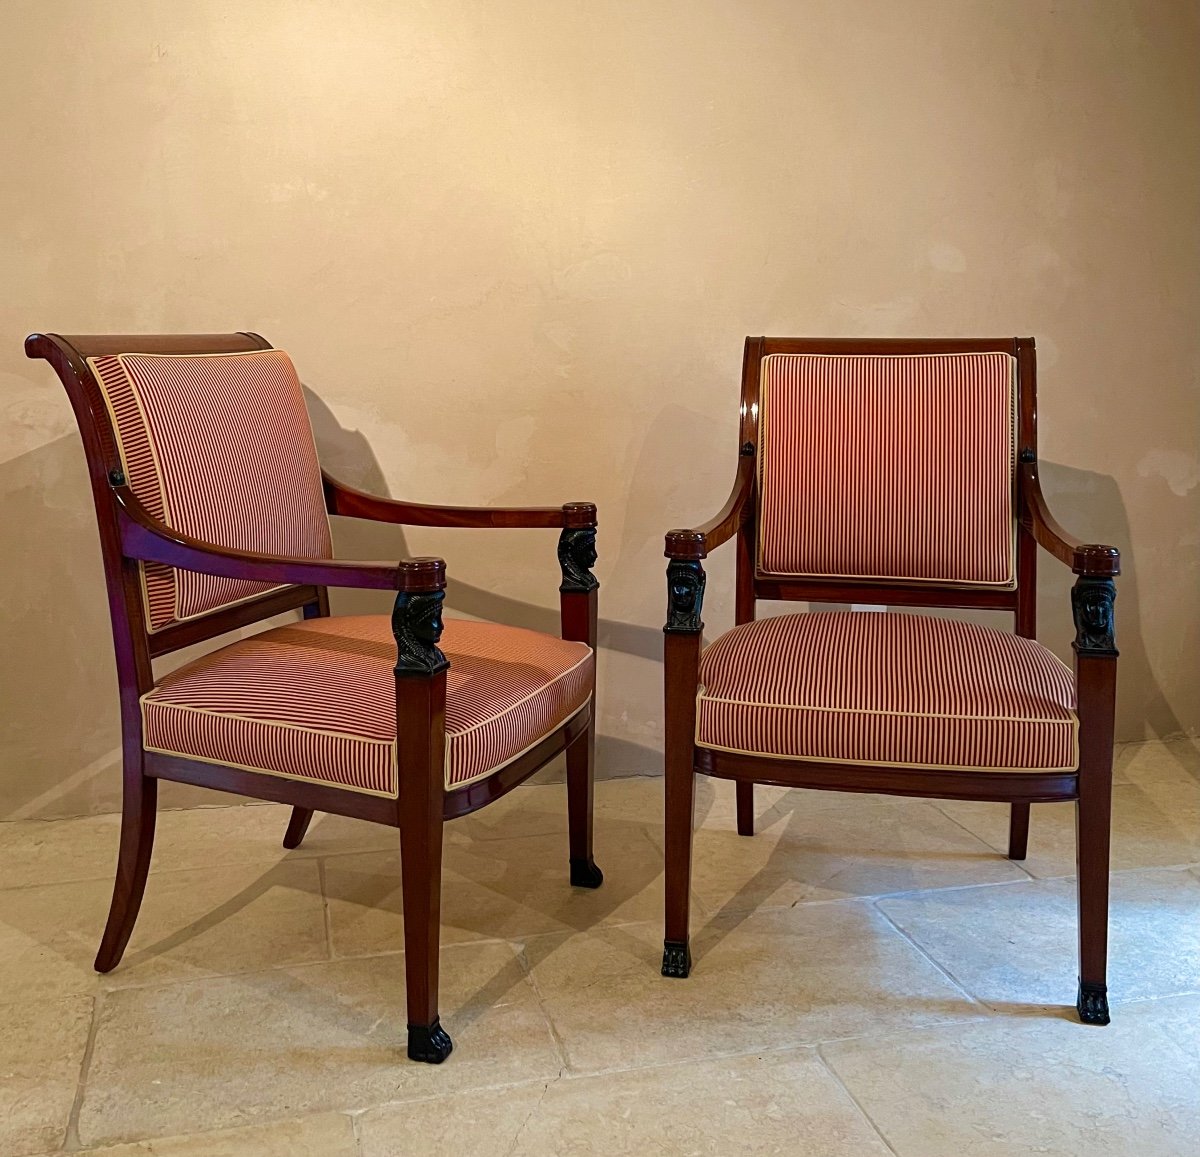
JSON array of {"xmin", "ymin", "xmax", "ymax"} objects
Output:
[
  {"xmin": 393, "ymin": 589, "xmax": 449, "ymax": 675},
  {"xmin": 665, "ymin": 559, "xmax": 706, "ymax": 633},
  {"xmin": 1072, "ymin": 577, "xmax": 1117, "ymax": 654},
  {"xmin": 558, "ymin": 527, "xmax": 600, "ymax": 593}
]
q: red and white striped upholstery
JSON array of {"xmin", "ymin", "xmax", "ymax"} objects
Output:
[
  {"xmin": 88, "ymin": 351, "xmax": 332, "ymax": 630},
  {"xmin": 142, "ymin": 616, "xmax": 593, "ymax": 795},
  {"xmin": 757, "ymin": 353, "xmax": 1016, "ymax": 586},
  {"xmin": 696, "ymin": 613, "xmax": 1077, "ymax": 772}
]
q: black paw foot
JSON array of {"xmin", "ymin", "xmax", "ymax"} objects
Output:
[
  {"xmin": 661, "ymin": 940, "xmax": 691, "ymax": 978},
  {"xmin": 407, "ymin": 1019, "xmax": 454, "ymax": 1063},
  {"xmin": 1077, "ymin": 981, "xmax": 1110, "ymax": 1026},
  {"xmin": 570, "ymin": 858, "xmax": 604, "ymax": 888}
]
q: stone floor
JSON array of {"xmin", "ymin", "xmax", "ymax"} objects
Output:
[{"xmin": 2, "ymin": 737, "xmax": 1198, "ymax": 1156}]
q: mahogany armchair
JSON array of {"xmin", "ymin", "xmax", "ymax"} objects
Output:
[
  {"xmin": 662, "ymin": 337, "xmax": 1119, "ymax": 1025},
  {"xmin": 26, "ymin": 332, "xmax": 603, "ymax": 1063}
]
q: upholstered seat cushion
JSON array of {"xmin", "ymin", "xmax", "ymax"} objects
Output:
[
  {"xmin": 696, "ymin": 613, "xmax": 1077, "ymax": 772},
  {"xmin": 142, "ymin": 616, "xmax": 593, "ymax": 796}
]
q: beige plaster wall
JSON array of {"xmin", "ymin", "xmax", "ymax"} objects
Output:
[{"xmin": 2, "ymin": 0, "xmax": 1197, "ymax": 819}]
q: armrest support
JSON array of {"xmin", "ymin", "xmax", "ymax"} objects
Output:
[
  {"xmin": 663, "ymin": 451, "xmax": 754, "ymax": 633},
  {"xmin": 664, "ymin": 453, "xmax": 755, "ymax": 561},
  {"xmin": 323, "ymin": 470, "xmax": 596, "ymax": 530},
  {"xmin": 1020, "ymin": 465, "xmax": 1120, "ymax": 577},
  {"xmin": 114, "ymin": 485, "xmax": 445, "ymax": 593}
]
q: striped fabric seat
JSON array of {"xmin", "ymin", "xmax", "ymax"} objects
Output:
[
  {"xmin": 142, "ymin": 616, "xmax": 593, "ymax": 795},
  {"xmin": 696, "ymin": 613, "xmax": 1078, "ymax": 772},
  {"xmin": 757, "ymin": 353, "xmax": 1016, "ymax": 586},
  {"xmin": 87, "ymin": 351, "xmax": 332, "ymax": 631}
]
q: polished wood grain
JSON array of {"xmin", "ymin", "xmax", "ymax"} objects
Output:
[{"xmin": 326, "ymin": 471, "xmax": 597, "ymax": 530}]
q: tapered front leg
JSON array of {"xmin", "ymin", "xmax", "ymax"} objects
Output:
[
  {"xmin": 393, "ymin": 576, "xmax": 453, "ymax": 1062},
  {"xmin": 662, "ymin": 558, "xmax": 705, "ymax": 978},
  {"xmin": 559, "ymin": 524, "xmax": 602, "ymax": 889},
  {"xmin": 566, "ymin": 714, "xmax": 603, "ymax": 888},
  {"xmin": 1072, "ymin": 576, "xmax": 1118, "ymax": 1026}
]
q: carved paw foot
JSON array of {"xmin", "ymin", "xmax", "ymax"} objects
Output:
[
  {"xmin": 1077, "ymin": 981, "xmax": 1110, "ymax": 1026},
  {"xmin": 408, "ymin": 1019, "xmax": 454, "ymax": 1063},
  {"xmin": 661, "ymin": 940, "xmax": 691, "ymax": 978},
  {"xmin": 570, "ymin": 858, "xmax": 604, "ymax": 889}
]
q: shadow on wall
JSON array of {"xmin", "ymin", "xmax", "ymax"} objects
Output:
[
  {"xmin": 1036, "ymin": 461, "xmax": 1188, "ymax": 751},
  {"xmin": 303, "ymin": 387, "xmax": 664, "ymax": 783},
  {"xmin": 0, "ymin": 433, "xmax": 124, "ymax": 819}
]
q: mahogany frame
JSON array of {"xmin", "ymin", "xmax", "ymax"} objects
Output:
[
  {"xmin": 662, "ymin": 336, "xmax": 1119, "ymax": 1026},
  {"xmin": 25, "ymin": 331, "xmax": 602, "ymax": 1063}
]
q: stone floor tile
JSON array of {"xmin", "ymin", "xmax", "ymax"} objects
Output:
[
  {"xmin": 0, "ymin": 803, "xmax": 292, "ymax": 890},
  {"xmin": 683, "ymin": 792, "xmax": 1027, "ymax": 915},
  {"xmin": 358, "ymin": 1049, "xmax": 891, "ymax": 1155},
  {"xmin": 1114, "ymin": 737, "xmax": 1200, "ymax": 787},
  {"xmin": 0, "ymin": 994, "xmax": 93, "ymax": 1157},
  {"xmin": 324, "ymin": 828, "xmax": 670, "ymax": 956},
  {"xmin": 77, "ymin": 942, "xmax": 561, "ymax": 1147},
  {"xmin": 523, "ymin": 906, "xmax": 981, "ymax": 1075},
  {"xmin": 822, "ymin": 994, "xmax": 1200, "ymax": 1156},
  {"xmin": 0, "ymin": 860, "xmax": 327, "ymax": 1002},
  {"xmin": 876, "ymin": 868, "xmax": 1200, "ymax": 1010},
  {"xmin": 30, "ymin": 1112, "xmax": 358, "ymax": 1156},
  {"xmin": 937, "ymin": 759, "xmax": 1200, "ymax": 879}
]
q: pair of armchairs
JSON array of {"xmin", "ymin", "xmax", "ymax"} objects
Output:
[{"xmin": 27, "ymin": 332, "xmax": 1118, "ymax": 1065}]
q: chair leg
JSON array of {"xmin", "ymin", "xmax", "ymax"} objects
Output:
[
  {"xmin": 736, "ymin": 781, "xmax": 755, "ymax": 837},
  {"xmin": 567, "ymin": 715, "xmax": 603, "ymax": 888},
  {"xmin": 1076, "ymin": 773, "xmax": 1113, "ymax": 1025},
  {"xmin": 94, "ymin": 772, "xmax": 157, "ymax": 974},
  {"xmin": 662, "ymin": 634, "xmax": 698, "ymax": 979},
  {"xmin": 1007, "ymin": 802, "xmax": 1030, "ymax": 860},
  {"xmin": 399, "ymin": 806, "xmax": 451, "ymax": 1062},
  {"xmin": 397, "ymin": 665, "xmax": 452, "ymax": 1064},
  {"xmin": 663, "ymin": 755, "xmax": 694, "ymax": 978},
  {"xmin": 282, "ymin": 807, "xmax": 314, "ymax": 849}
]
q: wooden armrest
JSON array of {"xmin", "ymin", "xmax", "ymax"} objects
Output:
[
  {"xmin": 1020, "ymin": 466, "xmax": 1120, "ymax": 577},
  {"xmin": 323, "ymin": 471, "xmax": 596, "ymax": 530},
  {"xmin": 114, "ymin": 486, "xmax": 445, "ymax": 592},
  {"xmin": 664, "ymin": 455, "xmax": 754, "ymax": 560}
]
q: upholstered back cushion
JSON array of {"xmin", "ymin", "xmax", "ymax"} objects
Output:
[
  {"xmin": 757, "ymin": 353, "xmax": 1016, "ymax": 587},
  {"xmin": 88, "ymin": 350, "xmax": 332, "ymax": 630}
]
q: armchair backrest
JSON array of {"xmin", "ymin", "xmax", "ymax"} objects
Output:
[
  {"xmin": 737, "ymin": 337, "xmax": 1036, "ymax": 620},
  {"xmin": 25, "ymin": 333, "xmax": 333, "ymax": 687},
  {"xmin": 88, "ymin": 349, "xmax": 331, "ymax": 631}
]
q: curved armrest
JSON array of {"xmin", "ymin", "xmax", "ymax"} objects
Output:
[
  {"xmin": 1020, "ymin": 466, "xmax": 1120, "ymax": 577},
  {"xmin": 664, "ymin": 455, "xmax": 754, "ymax": 560},
  {"xmin": 114, "ymin": 486, "xmax": 445, "ymax": 592},
  {"xmin": 323, "ymin": 471, "xmax": 596, "ymax": 530}
]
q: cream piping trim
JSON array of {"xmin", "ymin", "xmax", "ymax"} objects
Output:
[
  {"xmin": 447, "ymin": 695, "xmax": 593, "ymax": 791},
  {"xmin": 755, "ymin": 352, "xmax": 1019, "ymax": 588},
  {"xmin": 143, "ymin": 745, "xmax": 397, "ymax": 798}
]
